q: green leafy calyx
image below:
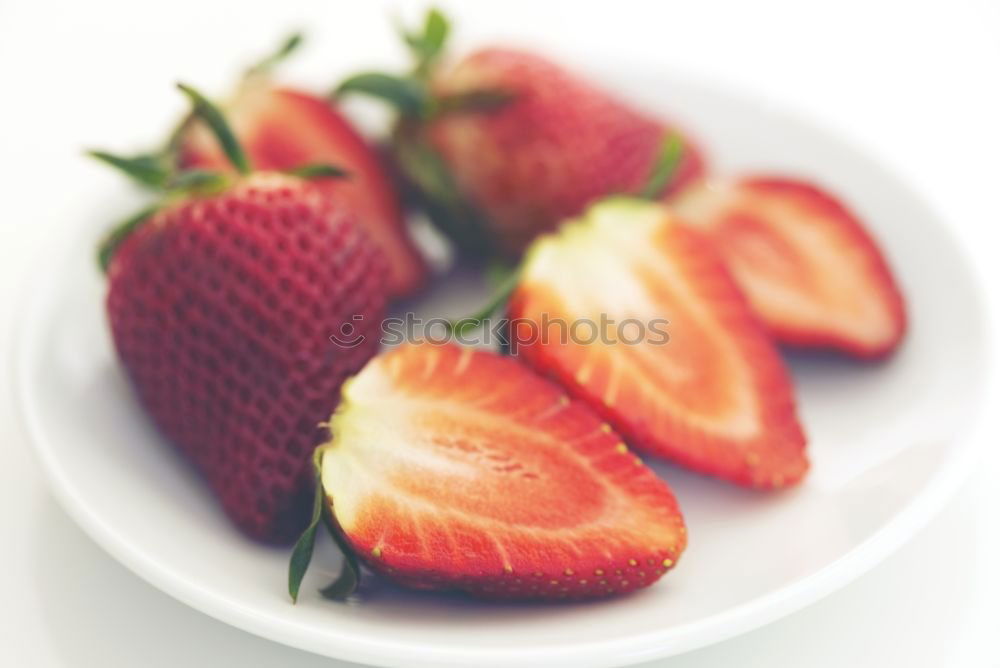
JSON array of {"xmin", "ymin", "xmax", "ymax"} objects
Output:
[
  {"xmin": 334, "ymin": 8, "xmax": 512, "ymax": 120},
  {"xmin": 177, "ymin": 83, "xmax": 252, "ymax": 175},
  {"xmin": 638, "ymin": 133, "xmax": 685, "ymax": 200},
  {"xmin": 246, "ymin": 32, "xmax": 304, "ymax": 76},
  {"xmin": 447, "ymin": 264, "xmax": 523, "ymax": 336},
  {"xmin": 402, "ymin": 7, "xmax": 450, "ymax": 78},
  {"xmin": 285, "ymin": 163, "xmax": 352, "ymax": 180},
  {"xmin": 288, "ymin": 446, "xmax": 360, "ymax": 603}
]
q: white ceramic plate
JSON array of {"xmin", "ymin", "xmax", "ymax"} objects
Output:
[{"xmin": 14, "ymin": 67, "xmax": 995, "ymax": 668}]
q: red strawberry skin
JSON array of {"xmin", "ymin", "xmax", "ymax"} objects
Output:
[
  {"xmin": 672, "ymin": 177, "xmax": 906, "ymax": 358},
  {"xmin": 427, "ymin": 48, "xmax": 706, "ymax": 254},
  {"xmin": 507, "ymin": 198, "xmax": 808, "ymax": 489},
  {"xmin": 181, "ymin": 81, "xmax": 426, "ymax": 298},
  {"xmin": 321, "ymin": 342, "xmax": 687, "ymax": 600},
  {"xmin": 107, "ymin": 173, "xmax": 387, "ymax": 543}
]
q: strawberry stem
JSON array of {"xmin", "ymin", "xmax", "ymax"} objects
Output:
[
  {"xmin": 639, "ymin": 133, "xmax": 684, "ymax": 200},
  {"xmin": 447, "ymin": 265, "xmax": 522, "ymax": 336},
  {"xmin": 177, "ymin": 83, "xmax": 252, "ymax": 175},
  {"xmin": 288, "ymin": 447, "xmax": 360, "ymax": 603}
]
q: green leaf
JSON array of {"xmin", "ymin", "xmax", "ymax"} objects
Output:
[
  {"xmin": 288, "ymin": 448, "xmax": 327, "ymax": 603},
  {"xmin": 393, "ymin": 132, "xmax": 458, "ymax": 205},
  {"xmin": 247, "ymin": 32, "xmax": 304, "ymax": 75},
  {"xmin": 177, "ymin": 83, "xmax": 252, "ymax": 175},
  {"xmin": 334, "ymin": 72, "xmax": 428, "ymax": 117},
  {"xmin": 433, "ymin": 89, "xmax": 515, "ymax": 116},
  {"xmin": 447, "ymin": 266, "xmax": 522, "ymax": 336},
  {"xmin": 97, "ymin": 204, "xmax": 160, "ymax": 272},
  {"xmin": 485, "ymin": 260, "xmax": 518, "ymax": 290},
  {"xmin": 288, "ymin": 447, "xmax": 360, "ymax": 603},
  {"xmin": 423, "ymin": 8, "xmax": 450, "ymax": 55},
  {"xmin": 319, "ymin": 514, "xmax": 361, "ymax": 601},
  {"xmin": 87, "ymin": 150, "xmax": 170, "ymax": 188},
  {"xmin": 166, "ymin": 169, "xmax": 228, "ymax": 193},
  {"xmin": 638, "ymin": 132, "xmax": 684, "ymax": 200},
  {"xmin": 286, "ymin": 163, "xmax": 352, "ymax": 181},
  {"xmin": 391, "ymin": 130, "xmax": 494, "ymax": 256},
  {"xmin": 400, "ymin": 7, "xmax": 450, "ymax": 78}
]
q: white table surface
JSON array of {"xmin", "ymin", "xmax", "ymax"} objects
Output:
[{"xmin": 2, "ymin": 0, "xmax": 998, "ymax": 665}]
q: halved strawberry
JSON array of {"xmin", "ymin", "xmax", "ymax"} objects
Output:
[
  {"xmin": 671, "ymin": 177, "xmax": 906, "ymax": 358},
  {"xmin": 507, "ymin": 198, "xmax": 808, "ymax": 489},
  {"xmin": 291, "ymin": 342, "xmax": 687, "ymax": 601},
  {"xmin": 180, "ymin": 78, "xmax": 427, "ymax": 298}
]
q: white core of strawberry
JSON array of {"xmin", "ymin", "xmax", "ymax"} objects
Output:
[{"xmin": 318, "ymin": 345, "xmax": 681, "ymax": 563}]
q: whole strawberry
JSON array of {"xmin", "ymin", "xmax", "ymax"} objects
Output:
[
  {"xmin": 337, "ymin": 10, "xmax": 705, "ymax": 256},
  {"xmin": 98, "ymin": 35, "xmax": 426, "ymax": 298},
  {"xmin": 97, "ymin": 85, "xmax": 387, "ymax": 543}
]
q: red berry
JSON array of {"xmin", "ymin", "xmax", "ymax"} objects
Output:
[
  {"xmin": 427, "ymin": 48, "xmax": 706, "ymax": 253},
  {"xmin": 508, "ymin": 198, "xmax": 808, "ymax": 489},
  {"xmin": 673, "ymin": 177, "xmax": 907, "ymax": 358},
  {"xmin": 318, "ymin": 342, "xmax": 686, "ymax": 600},
  {"xmin": 107, "ymin": 173, "xmax": 388, "ymax": 543},
  {"xmin": 181, "ymin": 80, "xmax": 427, "ymax": 297}
]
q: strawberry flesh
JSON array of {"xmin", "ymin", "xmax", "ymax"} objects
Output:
[
  {"xmin": 320, "ymin": 342, "xmax": 687, "ymax": 600},
  {"xmin": 672, "ymin": 177, "xmax": 906, "ymax": 358},
  {"xmin": 507, "ymin": 198, "xmax": 808, "ymax": 489},
  {"xmin": 107, "ymin": 174, "xmax": 387, "ymax": 543}
]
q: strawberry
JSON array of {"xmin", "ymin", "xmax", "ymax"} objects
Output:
[
  {"xmin": 672, "ymin": 177, "xmax": 906, "ymax": 358},
  {"xmin": 97, "ymin": 34, "xmax": 426, "ymax": 298},
  {"xmin": 180, "ymin": 79, "xmax": 426, "ymax": 298},
  {"xmin": 336, "ymin": 9, "xmax": 705, "ymax": 256},
  {"xmin": 98, "ymin": 85, "xmax": 388, "ymax": 543},
  {"xmin": 289, "ymin": 342, "xmax": 687, "ymax": 602},
  {"xmin": 505, "ymin": 198, "xmax": 808, "ymax": 489}
]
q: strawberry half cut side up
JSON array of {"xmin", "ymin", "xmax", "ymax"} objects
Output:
[
  {"xmin": 289, "ymin": 342, "xmax": 687, "ymax": 602},
  {"xmin": 334, "ymin": 9, "xmax": 706, "ymax": 257},
  {"xmin": 507, "ymin": 198, "xmax": 809, "ymax": 489},
  {"xmin": 671, "ymin": 177, "xmax": 906, "ymax": 358},
  {"xmin": 95, "ymin": 84, "xmax": 388, "ymax": 543}
]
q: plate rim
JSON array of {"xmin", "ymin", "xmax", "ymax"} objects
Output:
[{"xmin": 12, "ymin": 68, "xmax": 999, "ymax": 668}]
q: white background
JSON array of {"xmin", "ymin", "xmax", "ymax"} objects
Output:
[{"xmin": 1, "ymin": 0, "xmax": 998, "ymax": 666}]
